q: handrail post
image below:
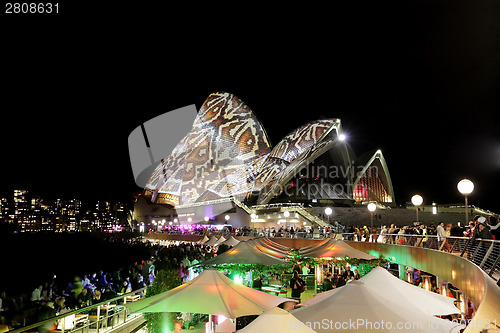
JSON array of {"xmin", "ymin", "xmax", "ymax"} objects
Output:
[
  {"xmin": 479, "ymin": 241, "xmax": 495, "ymax": 268},
  {"xmin": 96, "ymin": 305, "xmax": 101, "ymax": 333}
]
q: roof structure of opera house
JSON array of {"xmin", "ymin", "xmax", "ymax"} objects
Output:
[{"xmin": 131, "ymin": 91, "xmax": 395, "ymax": 228}]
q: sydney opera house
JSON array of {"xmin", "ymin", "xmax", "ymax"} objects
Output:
[{"xmin": 132, "ymin": 92, "xmax": 395, "ymax": 228}]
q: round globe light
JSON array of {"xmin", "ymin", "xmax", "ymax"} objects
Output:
[
  {"xmin": 225, "ymin": 215, "xmax": 230, "ymax": 221},
  {"xmin": 411, "ymin": 194, "xmax": 423, "ymax": 206},
  {"xmin": 324, "ymin": 207, "xmax": 333, "ymax": 216},
  {"xmin": 457, "ymin": 179, "xmax": 474, "ymax": 195},
  {"xmin": 367, "ymin": 202, "xmax": 377, "ymax": 212},
  {"xmin": 283, "ymin": 211, "xmax": 290, "ymax": 218}
]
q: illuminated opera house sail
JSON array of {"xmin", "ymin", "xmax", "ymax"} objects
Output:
[{"xmin": 141, "ymin": 92, "xmax": 395, "ymax": 211}]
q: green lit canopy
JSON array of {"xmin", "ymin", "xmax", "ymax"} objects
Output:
[
  {"xmin": 125, "ymin": 269, "xmax": 294, "ymax": 318},
  {"xmin": 199, "ymin": 240, "xmax": 287, "ymax": 266}
]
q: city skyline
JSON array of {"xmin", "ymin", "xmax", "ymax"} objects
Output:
[{"xmin": 0, "ymin": 188, "xmax": 131, "ymax": 232}]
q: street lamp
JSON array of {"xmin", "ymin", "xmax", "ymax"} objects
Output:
[
  {"xmin": 411, "ymin": 195, "xmax": 423, "ymax": 222},
  {"xmin": 324, "ymin": 207, "xmax": 332, "ymax": 224},
  {"xmin": 367, "ymin": 202, "xmax": 376, "ymax": 229},
  {"xmin": 457, "ymin": 179, "xmax": 474, "ymax": 224}
]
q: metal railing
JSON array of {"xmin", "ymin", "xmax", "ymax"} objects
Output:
[
  {"xmin": 335, "ymin": 233, "xmax": 500, "ymax": 282},
  {"xmin": 10, "ymin": 287, "xmax": 147, "ymax": 333}
]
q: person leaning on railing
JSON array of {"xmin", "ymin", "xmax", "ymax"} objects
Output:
[
  {"xmin": 471, "ymin": 220, "xmax": 493, "ymax": 242},
  {"xmin": 470, "ymin": 219, "xmax": 493, "ymax": 265}
]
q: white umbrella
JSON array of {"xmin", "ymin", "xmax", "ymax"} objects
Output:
[
  {"xmin": 298, "ymin": 287, "xmax": 342, "ymax": 307},
  {"xmin": 293, "ymin": 280, "xmax": 463, "ymax": 333},
  {"xmin": 221, "ymin": 235, "xmax": 240, "ymax": 247},
  {"xmin": 125, "ymin": 269, "xmax": 295, "ymax": 318},
  {"xmin": 204, "ymin": 235, "xmax": 222, "ymax": 246},
  {"xmin": 197, "ymin": 235, "xmax": 210, "ymax": 244},
  {"xmin": 300, "ymin": 239, "xmax": 377, "ymax": 260},
  {"xmin": 299, "ymin": 267, "xmax": 459, "ymax": 315},
  {"xmin": 214, "ymin": 235, "xmax": 228, "ymax": 246},
  {"xmin": 238, "ymin": 307, "xmax": 318, "ymax": 333},
  {"xmin": 359, "ymin": 267, "xmax": 460, "ymax": 315},
  {"xmin": 198, "ymin": 241, "xmax": 286, "ymax": 266}
]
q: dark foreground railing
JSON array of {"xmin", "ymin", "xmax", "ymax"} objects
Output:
[{"xmin": 10, "ymin": 287, "xmax": 147, "ymax": 333}]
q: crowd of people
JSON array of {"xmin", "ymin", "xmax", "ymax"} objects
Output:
[
  {"xmin": 0, "ymin": 239, "xmax": 157, "ymax": 332},
  {"xmin": 344, "ymin": 215, "xmax": 499, "ymax": 246}
]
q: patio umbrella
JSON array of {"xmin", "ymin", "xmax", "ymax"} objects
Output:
[
  {"xmin": 298, "ymin": 287, "xmax": 342, "ymax": 307},
  {"xmin": 358, "ymin": 267, "xmax": 460, "ymax": 315},
  {"xmin": 125, "ymin": 269, "xmax": 295, "ymax": 318},
  {"xmin": 292, "ymin": 280, "xmax": 463, "ymax": 333},
  {"xmin": 198, "ymin": 241, "xmax": 287, "ymax": 266},
  {"xmin": 251, "ymin": 238, "xmax": 291, "ymax": 258},
  {"xmin": 238, "ymin": 307, "xmax": 318, "ymax": 333},
  {"xmin": 254, "ymin": 237, "xmax": 291, "ymax": 251},
  {"xmin": 214, "ymin": 235, "xmax": 228, "ymax": 246},
  {"xmin": 220, "ymin": 235, "xmax": 240, "ymax": 247},
  {"xmin": 204, "ymin": 235, "xmax": 222, "ymax": 246},
  {"xmin": 300, "ymin": 239, "xmax": 377, "ymax": 260},
  {"xmin": 298, "ymin": 267, "xmax": 459, "ymax": 315},
  {"xmin": 197, "ymin": 235, "xmax": 210, "ymax": 244},
  {"xmin": 248, "ymin": 240, "xmax": 289, "ymax": 260}
]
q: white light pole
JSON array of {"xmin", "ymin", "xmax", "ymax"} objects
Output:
[
  {"xmin": 367, "ymin": 202, "xmax": 377, "ymax": 229},
  {"xmin": 324, "ymin": 207, "xmax": 332, "ymax": 224},
  {"xmin": 411, "ymin": 195, "xmax": 423, "ymax": 223},
  {"xmin": 457, "ymin": 179, "xmax": 474, "ymax": 224}
]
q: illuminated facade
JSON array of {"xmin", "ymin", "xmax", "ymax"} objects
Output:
[
  {"xmin": 143, "ymin": 92, "xmax": 395, "ymax": 211},
  {"xmin": 352, "ymin": 150, "xmax": 395, "ymax": 203}
]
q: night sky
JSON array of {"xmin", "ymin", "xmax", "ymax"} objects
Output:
[{"xmin": 2, "ymin": 1, "xmax": 499, "ymax": 212}]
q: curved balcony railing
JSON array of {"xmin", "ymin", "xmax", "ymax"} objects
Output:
[
  {"xmin": 336, "ymin": 233, "xmax": 500, "ymax": 282},
  {"xmin": 239, "ymin": 231, "xmax": 500, "ymax": 282}
]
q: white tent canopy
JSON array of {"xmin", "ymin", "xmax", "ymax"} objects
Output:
[
  {"xmin": 298, "ymin": 287, "xmax": 341, "ymax": 307},
  {"xmin": 238, "ymin": 307, "xmax": 318, "ymax": 333},
  {"xmin": 220, "ymin": 235, "xmax": 240, "ymax": 247},
  {"xmin": 204, "ymin": 235, "xmax": 223, "ymax": 246},
  {"xmin": 298, "ymin": 267, "xmax": 460, "ymax": 316},
  {"xmin": 300, "ymin": 239, "xmax": 377, "ymax": 260},
  {"xmin": 359, "ymin": 267, "xmax": 460, "ymax": 315},
  {"xmin": 197, "ymin": 235, "xmax": 210, "ymax": 244},
  {"xmin": 198, "ymin": 241, "xmax": 287, "ymax": 266},
  {"xmin": 293, "ymin": 280, "xmax": 463, "ymax": 333},
  {"xmin": 125, "ymin": 269, "xmax": 296, "ymax": 318},
  {"xmin": 214, "ymin": 235, "xmax": 228, "ymax": 246}
]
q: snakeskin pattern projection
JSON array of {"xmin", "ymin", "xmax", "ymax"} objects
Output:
[
  {"xmin": 144, "ymin": 92, "xmax": 344, "ymax": 206},
  {"xmin": 145, "ymin": 92, "xmax": 271, "ymax": 205},
  {"xmin": 268, "ymin": 120, "xmax": 337, "ymax": 162}
]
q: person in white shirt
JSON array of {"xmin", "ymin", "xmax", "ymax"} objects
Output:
[
  {"xmin": 436, "ymin": 222, "xmax": 446, "ymax": 242},
  {"xmin": 31, "ymin": 284, "xmax": 43, "ymax": 302},
  {"xmin": 436, "ymin": 222, "xmax": 450, "ymax": 251}
]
